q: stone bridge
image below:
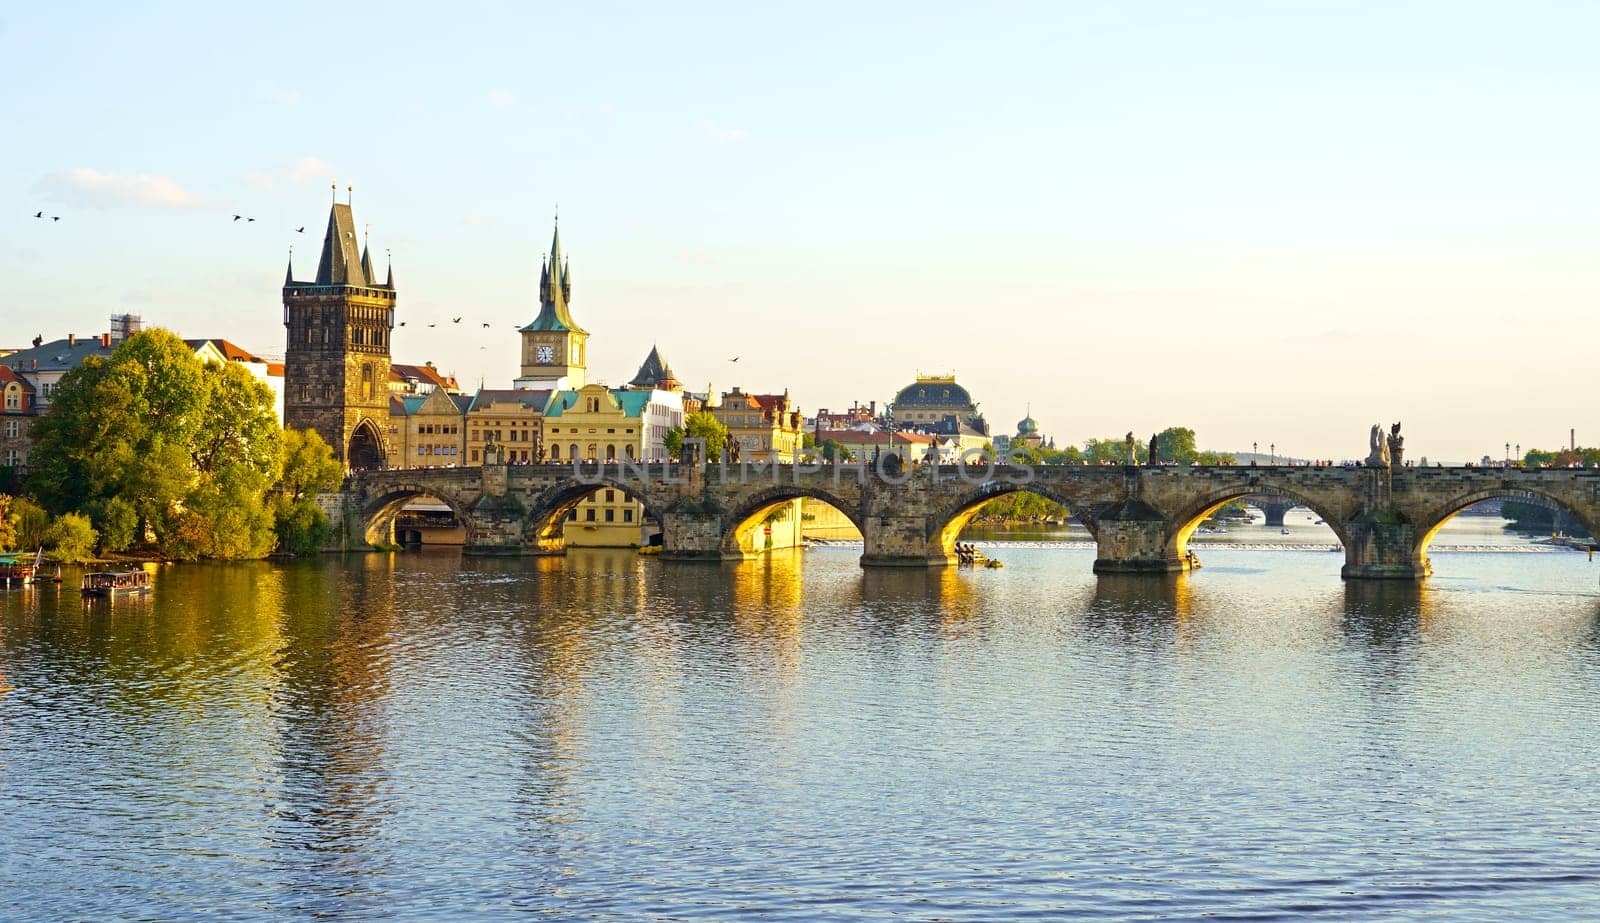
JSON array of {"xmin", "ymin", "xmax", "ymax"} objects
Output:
[{"xmin": 325, "ymin": 460, "xmax": 1600, "ymax": 580}]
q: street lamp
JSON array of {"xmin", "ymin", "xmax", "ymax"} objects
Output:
[
  {"xmin": 1271, "ymin": 443, "xmax": 1276, "ymax": 465},
  {"xmin": 1505, "ymin": 442, "xmax": 1511, "ymax": 467},
  {"xmin": 1253, "ymin": 441, "xmax": 1258, "ymax": 459}
]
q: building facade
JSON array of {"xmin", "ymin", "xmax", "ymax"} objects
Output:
[
  {"xmin": 542, "ymin": 382, "xmax": 684, "ymax": 545},
  {"xmin": 386, "ymin": 387, "xmax": 470, "ymax": 468},
  {"xmin": 710, "ymin": 387, "xmax": 805, "ymax": 462},
  {"xmin": 466, "ymin": 389, "xmax": 551, "ymax": 465},
  {"xmin": 282, "ymin": 198, "xmax": 397, "ymax": 470}
]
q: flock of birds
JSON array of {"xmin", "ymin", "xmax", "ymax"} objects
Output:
[{"xmin": 28, "ymin": 209, "xmax": 749, "ymax": 364}]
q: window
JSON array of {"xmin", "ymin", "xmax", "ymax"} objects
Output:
[
  {"xmin": 471, "ymin": 450, "xmax": 480, "ymax": 462},
  {"xmin": 4, "ymin": 450, "xmax": 17, "ymax": 466},
  {"xmin": 4, "ymin": 421, "xmax": 16, "ymax": 437},
  {"xmin": 623, "ymin": 509, "xmax": 633, "ymax": 523},
  {"xmin": 568, "ymin": 510, "xmax": 578, "ymax": 521},
  {"xmin": 585, "ymin": 508, "xmax": 596, "ymax": 522},
  {"xmin": 550, "ymin": 444, "xmax": 560, "ymax": 460},
  {"xmin": 605, "ymin": 509, "xmax": 614, "ymax": 522},
  {"xmin": 604, "ymin": 490, "xmax": 615, "ymax": 503}
]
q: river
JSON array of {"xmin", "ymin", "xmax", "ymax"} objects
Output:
[{"xmin": 3, "ymin": 516, "xmax": 1599, "ymax": 920}]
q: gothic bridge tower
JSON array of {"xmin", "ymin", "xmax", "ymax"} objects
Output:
[
  {"xmin": 283, "ymin": 193, "xmax": 396, "ymax": 469},
  {"xmin": 514, "ymin": 219, "xmax": 588, "ymax": 390}
]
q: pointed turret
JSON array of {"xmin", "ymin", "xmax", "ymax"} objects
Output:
[
  {"xmin": 360, "ymin": 241, "xmax": 374, "ymax": 283},
  {"xmin": 284, "ymin": 256, "xmax": 295, "ymax": 286},
  {"xmin": 629, "ymin": 344, "xmax": 678, "ymax": 390},
  {"xmin": 519, "ymin": 218, "xmax": 586, "ymax": 334},
  {"xmin": 314, "ymin": 202, "xmax": 369, "ymax": 286},
  {"xmin": 385, "ymin": 259, "xmax": 394, "ymax": 289}
]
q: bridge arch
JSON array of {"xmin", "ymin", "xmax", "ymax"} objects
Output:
[
  {"xmin": 522, "ymin": 472, "xmax": 666, "ymax": 554},
  {"xmin": 1413, "ymin": 487, "xmax": 1598, "ymax": 567},
  {"xmin": 1168, "ymin": 484, "xmax": 1355, "ymax": 562},
  {"xmin": 718, "ymin": 485, "xmax": 863, "ymax": 559},
  {"xmin": 928, "ymin": 480, "xmax": 1088, "ymax": 564},
  {"xmin": 361, "ymin": 485, "xmax": 476, "ymax": 548}
]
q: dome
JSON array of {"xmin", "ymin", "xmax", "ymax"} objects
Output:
[
  {"xmin": 892, "ymin": 376, "xmax": 972, "ymax": 408},
  {"xmin": 1017, "ymin": 416, "xmax": 1039, "ymax": 435}
]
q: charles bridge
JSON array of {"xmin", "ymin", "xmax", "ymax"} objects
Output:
[{"xmin": 324, "ymin": 458, "xmax": 1600, "ymax": 580}]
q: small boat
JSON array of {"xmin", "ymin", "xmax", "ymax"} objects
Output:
[
  {"xmin": 1313, "ymin": 519, "xmax": 1325, "ymax": 525},
  {"xmin": 81, "ymin": 569, "xmax": 152, "ymax": 597},
  {"xmin": 1280, "ymin": 528, "xmax": 1291, "ymax": 536},
  {"xmin": 1, "ymin": 548, "xmax": 44, "ymax": 588}
]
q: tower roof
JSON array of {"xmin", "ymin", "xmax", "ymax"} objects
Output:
[
  {"xmin": 313, "ymin": 202, "xmax": 369, "ymax": 286},
  {"xmin": 520, "ymin": 220, "xmax": 587, "ymax": 334},
  {"xmin": 628, "ymin": 344, "xmax": 677, "ymax": 388}
]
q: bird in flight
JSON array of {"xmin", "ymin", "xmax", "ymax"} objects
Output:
[
  {"xmin": 232, "ymin": 215, "xmax": 242, "ymax": 221},
  {"xmin": 33, "ymin": 211, "xmax": 42, "ymax": 218},
  {"xmin": 51, "ymin": 216, "xmax": 60, "ymax": 222},
  {"xmin": 295, "ymin": 226, "xmax": 305, "ymax": 233},
  {"xmin": 730, "ymin": 356, "xmax": 740, "ymax": 363},
  {"xmin": 398, "ymin": 321, "xmax": 406, "ymax": 327},
  {"xmin": 427, "ymin": 323, "xmax": 437, "ymax": 328},
  {"xmin": 452, "ymin": 317, "xmax": 462, "ymax": 324},
  {"xmin": 481, "ymin": 323, "xmax": 491, "ymax": 328}
]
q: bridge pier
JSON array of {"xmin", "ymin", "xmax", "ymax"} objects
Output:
[
  {"xmin": 1092, "ymin": 502, "xmax": 1188, "ymax": 574},
  {"xmin": 1258, "ymin": 499, "xmax": 1293, "ymax": 528},
  {"xmin": 1340, "ymin": 513, "xmax": 1429, "ymax": 580},
  {"xmin": 660, "ymin": 510, "xmax": 727, "ymax": 561},
  {"xmin": 861, "ymin": 513, "xmax": 956, "ymax": 567}
]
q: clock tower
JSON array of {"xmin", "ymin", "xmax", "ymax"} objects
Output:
[{"xmin": 514, "ymin": 219, "xmax": 588, "ymax": 390}]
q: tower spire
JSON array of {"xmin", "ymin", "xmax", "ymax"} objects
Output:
[{"xmin": 285, "ymin": 247, "xmax": 294, "ymax": 286}]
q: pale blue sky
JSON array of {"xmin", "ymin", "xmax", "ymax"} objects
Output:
[{"xmin": 3, "ymin": 1, "xmax": 1597, "ymax": 461}]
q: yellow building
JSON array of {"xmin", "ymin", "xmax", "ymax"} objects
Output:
[
  {"xmin": 711, "ymin": 387, "xmax": 805, "ymax": 462},
  {"xmin": 386, "ymin": 388, "xmax": 468, "ymax": 468},
  {"xmin": 543, "ymin": 381, "xmax": 684, "ymax": 546},
  {"xmin": 466, "ymin": 389, "xmax": 551, "ymax": 465}
]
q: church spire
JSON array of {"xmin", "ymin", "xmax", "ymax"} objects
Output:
[
  {"xmin": 519, "ymin": 216, "xmax": 586, "ymax": 335},
  {"xmin": 314, "ymin": 200, "xmax": 367, "ymax": 286},
  {"xmin": 285, "ymin": 251, "xmax": 295, "ymax": 286}
]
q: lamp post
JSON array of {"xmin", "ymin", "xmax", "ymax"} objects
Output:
[
  {"xmin": 1253, "ymin": 441, "xmax": 1258, "ymax": 460},
  {"xmin": 1505, "ymin": 442, "xmax": 1511, "ymax": 467},
  {"xmin": 1271, "ymin": 443, "xmax": 1276, "ymax": 465}
]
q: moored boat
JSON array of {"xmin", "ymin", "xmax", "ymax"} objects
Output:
[{"xmin": 81, "ymin": 569, "xmax": 152, "ymax": 597}]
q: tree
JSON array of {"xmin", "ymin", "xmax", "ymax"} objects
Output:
[
  {"xmin": 4, "ymin": 495, "xmax": 48, "ymax": 552},
  {"xmin": 44, "ymin": 512, "xmax": 98, "ymax": 563},
  {"xmin": 0, "ymin": 495, "xmax": 15, "ymax": 552},
  {"xmin": 270, "ymin": 429, "xmax": 343, "ymax": 554},
  {"xmin": 27, "ymin": 328, "xmax": 285, "ymax": 559},
  {"xmin": 815, "ymin": 438, "xmax": 854, "ymax": 462},
  {"xmin": 663, "ymin": 411, "xmax": 730, "ymax": 460},
  {"xmin": 1155, "ymin": 427, "xmax": 1198, "ymax": 464}
]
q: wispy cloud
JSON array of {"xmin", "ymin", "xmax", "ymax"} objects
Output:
[
  {"xmin": 35, "ymin": 168, "xmax": 201, "ymax": 209},
  {"xmin": 487, "ymin": 88, "xmax": 517, "ymax": 108},
  {"xmin": 245, "ymin": 156, "xmax": 336, "ymax": 190},
  {"xmin": 258, "ymin": 82, "xmax": 301, "ymax": 107}
]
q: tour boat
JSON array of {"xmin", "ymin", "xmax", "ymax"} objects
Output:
[
  {"xmin": 80, "ymin": 570, "xmax": 152, "ymax": 597},
  {"xmin": 1, "ymin": 548, "xmax": 45, "ymax": 588},
  {"xmin": 1280, "ymin": 528, "xmax": 1292, "ymax": 536}
]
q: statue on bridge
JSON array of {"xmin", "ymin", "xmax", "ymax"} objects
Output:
[
  {"xmin": 1387, "ymin": 422, "xmax": 1405, "ymax": 467},
  {"xmin": 1148, "ymin": 433, "xmax": 1159, "ymax": 467},
  {"xmin": 1125, "ymin": 431, "xmax": 1137, "ymax": 466},
  {"xmin": 1365, "ymin": 423, "xmax": 1391, "ymax": 469}
]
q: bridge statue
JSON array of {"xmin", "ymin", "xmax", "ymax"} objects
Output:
[
  {"xmin": 1387, "ymin": 422, "xmax": 1405, "ymax": 467},
  {"xmin": 1148, "ymin": 433, "xmax": 1159, "ymax": 467},
  {"xmin": 1366, "ymin": 423, "xmax": 1391, "ymax": 469},
  {"xmin": 1124, "ymin": 431, "xmax": 1137, "ymax": 466}
]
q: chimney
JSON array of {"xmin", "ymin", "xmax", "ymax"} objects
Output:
[
  {"xmin": 67, "ymin": 333, "xmax": 76, "ymax": 346},
  {"xmin": 31, "ymin": 358, "xmax": 38, "ymax": 370},
  {"xmin": 101, "ymin": 333, "xmax": 111, "ymax": 348}
]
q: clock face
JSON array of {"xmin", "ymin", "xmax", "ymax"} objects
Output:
[{"xmin": 536, "ymin": 345, "xmax": 554, "ymax": 364}]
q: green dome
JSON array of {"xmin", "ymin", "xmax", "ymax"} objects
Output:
[{"xmin": 1017, "ymin": 416, "xmax": 1039, "ymax": 435}]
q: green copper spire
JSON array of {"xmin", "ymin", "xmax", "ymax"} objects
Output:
[{"xmin": 520, "ymin": 217, "xmax": 586, "ymax": 334}]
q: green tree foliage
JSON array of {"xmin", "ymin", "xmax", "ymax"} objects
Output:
[
  {"xmin": 1522, "ymin": 446, "xmax": 1600, "ymax": 469},
  {"xmin": 663, "ymin": 411, "xmax": 730, "ymax": 460},
  {"xmin": 270, "ymin": 428, "xmax": 343, "ymax": 554},
  {"xmin": 27, "ymin": 329, "xmax": 284, "ymax": 559},
  {"xmin": 44, "ymin": 512, "xmax": 98, "ymax": 563},
  {"xmin": 978, "ymin": 490, "xmax": 1070, "ymax": 522},
  {"xmin": 3, "ymin": 495, "xmax": 49, "ymax": 552},
  {"xmin": 0, "ymin": 495, "xmax": 15, "ymax": 552},
  {"xmin": 815, "ymin": 438, "xmax": 854, "ymax": 462}
]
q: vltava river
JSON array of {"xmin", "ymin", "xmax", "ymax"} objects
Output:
[{"xmin": 4, "ymin": 537, "xmax": 1600, "ymax": 920}]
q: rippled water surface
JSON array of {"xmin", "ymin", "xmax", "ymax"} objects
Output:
[{"xmin": 5, "ymin": 534, "xmax": 1600, "ymax": 920}]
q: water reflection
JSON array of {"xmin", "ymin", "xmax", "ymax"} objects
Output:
[
  {"xmin": 1083, "ymin": 573, "xmax": 1194, "ymax": 643},
  {"xmin": 1339, "ymin": 580, "xmax": 1431, "ymax": 645}
]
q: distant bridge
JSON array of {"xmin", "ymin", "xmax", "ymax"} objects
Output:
[{"xmin": 326, "ymin": 461, "xmax": 1600, "ymax": 580}]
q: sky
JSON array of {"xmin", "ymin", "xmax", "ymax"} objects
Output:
[{"xmin": 2, "ymin": 0, "xmax": 1597, "ymax": 463}]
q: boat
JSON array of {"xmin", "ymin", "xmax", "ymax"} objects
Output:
[
  {"xmin": 80, "ymin": 569, "xmax": 152, "ymax": 597},
  {"xmin": 1, "ymin": 548, "xmax": 45, "ymax": 588},
  {"xmin": 1280, "ymin": 528, "xmax": 1291, "ymax": 536}
]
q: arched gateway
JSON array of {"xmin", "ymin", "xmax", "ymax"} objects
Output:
[{"xmin": 328, "ymin": 461, "xmax": 1600, "ymax": 581}]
